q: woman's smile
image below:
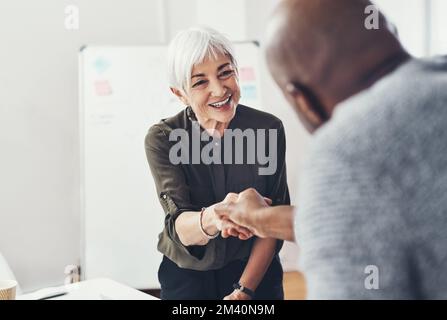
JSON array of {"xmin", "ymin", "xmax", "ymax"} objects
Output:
[
  {"xmin": 208, "ymin": 94, "xmax": 233, "ymax": 111},
  {"xmin": 174, "ymin": 53, "xmax": 241, "ymax": 133}
]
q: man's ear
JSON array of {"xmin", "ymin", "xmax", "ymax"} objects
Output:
[
  {"xmin": 170, "ymin": 87, "xmax": 190, "ymax": 106},
  {"xmin": 286, "ymin": 83, "xmax": 323, "ymax": 127}
]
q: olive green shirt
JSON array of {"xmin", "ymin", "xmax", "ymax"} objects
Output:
[{"xmin": 144, "ymin": 105, "xmax": 290, "ymax": 270}]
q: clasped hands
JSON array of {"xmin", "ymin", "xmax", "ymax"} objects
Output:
[{"xmin": 211, "ymin": 188, "xmax": 271, "ymax": 240}]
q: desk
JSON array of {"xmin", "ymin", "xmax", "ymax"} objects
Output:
[{"xmin": 17, "ymin": 278, "xmax": 159, "ymax": 300}]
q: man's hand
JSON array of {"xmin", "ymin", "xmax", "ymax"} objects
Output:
[
  {"xmin": 215, "ymin": 193, "xmax": 253, "ymax": 240},
  {"xmin": 215, "ymin": 188, "xmax": 272, "ymax": 238}
]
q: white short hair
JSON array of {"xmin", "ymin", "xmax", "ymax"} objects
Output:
[{"xmin": 167, "ymin": 26, "xmax": 238, "ymax": 92}]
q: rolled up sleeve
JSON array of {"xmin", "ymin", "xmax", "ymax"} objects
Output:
[{"xmin": 145, "ymin": 124, "xmax": 199, "ymax": 255}]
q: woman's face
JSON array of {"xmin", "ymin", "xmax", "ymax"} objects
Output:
[{"xmin": 176, "ymin": 53, "xmax": 241, "ymax": 124}]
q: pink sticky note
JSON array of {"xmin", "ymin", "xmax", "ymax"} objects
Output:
[
  {"xmin": 94, "ymin": 80, "xmax": 113, "ymax": 96},
  {"xmin": 239, "ymin": 67, "xmax": 256, "ymax": 82}
]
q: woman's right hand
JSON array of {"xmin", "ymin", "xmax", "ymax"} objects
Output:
[
  {"xmin": 215, "ymin": 193, "xmax": 254, "ymax": 240},
  {"xmin": 215, "ymin": 189, "xmax": 273, "ymax": 239}
]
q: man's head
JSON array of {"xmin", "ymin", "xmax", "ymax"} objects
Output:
[{"xmin": 265, "ymin": 0, "xmax": 409, "ymax": 133}]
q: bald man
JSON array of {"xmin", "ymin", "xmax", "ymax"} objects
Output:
[{"xmin": 216, "ymin": 0, "xmax": 447, "ymax": 299}]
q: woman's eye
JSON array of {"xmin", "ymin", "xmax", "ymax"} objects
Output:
[
  {"xmin": 192, "ymin": 80, "xmax": 207, "ymax": 88},
  {"xmin": 219, "ymin": 70, "xmax": 234, "ymax": 78}
]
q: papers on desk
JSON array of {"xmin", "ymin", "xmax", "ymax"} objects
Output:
[
  {"xmin": 17, "ymin": 286, "xmax": 68, "ymax": 300},
  {"xmin": 17, "ymin": 278, "xmax": 159, "ymax": 300}
]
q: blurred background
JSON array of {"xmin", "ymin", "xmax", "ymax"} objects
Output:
[{"xmin": 0, "ymin": 0, "xmax": 446, "ymax": 294}]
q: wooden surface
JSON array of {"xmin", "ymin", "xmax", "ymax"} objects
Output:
[{"xmin": 283, "ymin": 271, "xmax": 307, "ymax": 300}]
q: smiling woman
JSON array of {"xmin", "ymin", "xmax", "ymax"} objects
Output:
[
  {"xmin": 167, "ymin": 28, "xmax": 241, "ymax": 136},
  {"xmin": 144, "ymin": 26, "xmax": 290, "ymax": 300},
  {"xmin": 171, "ymin": 54, "xmax": 240, "ymax": 135}
]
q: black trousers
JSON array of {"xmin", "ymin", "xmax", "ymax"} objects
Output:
[{"xmin": 158, "ymin": 255, "xmax": 284, "ymax": 300}]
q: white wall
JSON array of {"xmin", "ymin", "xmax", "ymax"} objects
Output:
[
  {"xmin": 165, "ymin": 0, "xmax": 197, "ymax": 40},
  {"xmin": 430, "ymin": 0, "xmax": 447, "ymax": 55},
  {"xmin": 374, "ymin": 0, "xmax": 428, "ymax": 57},
  {"xmin": 0, "ymin": 0, "xmax": 166, "ymax": 292}
]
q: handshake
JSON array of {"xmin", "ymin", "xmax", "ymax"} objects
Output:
[{"xmin": 211, "ymin": 188, "xmax": 272, "ymax": 240}]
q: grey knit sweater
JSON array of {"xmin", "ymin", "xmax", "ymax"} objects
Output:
[{"xmin": 295, "ymin": 57, "xmax": 447, "ymax": 299}]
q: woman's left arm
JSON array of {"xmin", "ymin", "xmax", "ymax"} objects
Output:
[{"xmin": 224, "ymin": 237, "xmax": 277, "ymax": 300}]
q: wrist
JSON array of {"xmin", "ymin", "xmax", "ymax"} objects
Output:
[
  {"xmin": 200, "ymin": 207, "xmax": 219, "ymax": 239},
  {"xmin": 252, "ymin": 206, "xmax": 266, "ymax": 237},
  {"xmin": 233, "ymin": 282, "xmax": 255, "ymax": 299}
]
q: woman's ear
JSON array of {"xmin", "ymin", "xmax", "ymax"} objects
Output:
[{"xmin": 170, "ymin": 87, "xmax": 190, "ymax": 106}]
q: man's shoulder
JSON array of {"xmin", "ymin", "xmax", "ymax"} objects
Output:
[{"xmin": 313, "ymin": 57, "xmax": 447, "ymax": 159}]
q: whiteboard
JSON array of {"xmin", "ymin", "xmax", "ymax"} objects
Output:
[{"xmin": 79, "ymin": 43, "xmax": 263, "ymax": 289}]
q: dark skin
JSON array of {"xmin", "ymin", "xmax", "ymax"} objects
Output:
[
  {"xmin": 216, "ymin": 0, "xmax": 411, "ymax": 241},
  {"xmin": 265, "ymin": 0, "xmax": 410, "ymax": 132}
]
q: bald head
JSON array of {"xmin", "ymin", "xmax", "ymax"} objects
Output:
[{"xmin": 265, "ymin": 0, "xmax": 409, "ymax": 123}]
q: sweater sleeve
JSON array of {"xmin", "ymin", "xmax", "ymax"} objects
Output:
[
  {"xmin": 266, "ymin": 121, "xmax": 291, "ymax": 207},
  {"xmin": 265, "ymin": 121, "xmax": 290, "ymax": 254},
  {"xmin": 295, "ymin": 137, "xmax": 418, "ymax": 299}
]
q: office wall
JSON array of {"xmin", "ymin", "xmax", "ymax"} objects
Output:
[
  {"xmin": 430, "ymin": 0, "xmax": 447, "ymax": 55},
  {"xmin": 374, "ymin": 0, "xmax": 428, "ymax": 57},
  {"xmin": 0, "ymin": 0, "xmax": 168, "ymax": 292}
]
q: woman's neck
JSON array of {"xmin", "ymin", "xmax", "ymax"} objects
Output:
[{"xmin": 196, "ymin": 116, "xmax": 229, "ymax": 138}]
